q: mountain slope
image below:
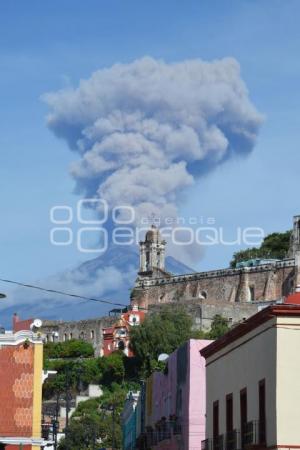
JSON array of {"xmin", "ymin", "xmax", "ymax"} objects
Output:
[{"xmin": 0, "ymin": 246, "xmax": 194, "ymax": 328}]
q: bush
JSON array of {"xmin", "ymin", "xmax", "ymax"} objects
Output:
[{"xmin": 44, "ymin": 339, "xmax": 94, "ymax": 359}]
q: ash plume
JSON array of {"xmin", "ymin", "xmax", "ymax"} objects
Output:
[{"xmin": 43, "ymin": 56, "xmax": 263, "ymax": 224}]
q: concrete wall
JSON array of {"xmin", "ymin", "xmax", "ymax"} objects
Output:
[
  {"xmin": 122, "ymin": 393, "xmax": 140, "ymax": 450},
  {"xmin": 145, "ymin": 339, "xmax": 210, "ymax": 450},
  {"xmin": 205, "ymin": 318, "xmax": 277, "ymax": 446},
  {"xmin": 41, "ymin": 316, "xmax": 115, "ymax": 356},
  {"xmin": 276, "ymin": 315, "xmax": 300, "ymax": 446},
  {"xmin": 188, "ymin": 340, "xmax": 212, "ymax": 450}
]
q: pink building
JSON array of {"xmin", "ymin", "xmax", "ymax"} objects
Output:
[{"xmin": 140, "ymin": 339, "xmax": 212, "ymax": 450}]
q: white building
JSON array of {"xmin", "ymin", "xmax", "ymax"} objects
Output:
[{"xmin": 201, "ymin": 297, "xmax": 300, "ymax": 450}]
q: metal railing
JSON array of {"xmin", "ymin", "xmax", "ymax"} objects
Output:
[
  {"xmin": 225, "ymin": 430, "xmax": 239, "ymax": 450},
  {"xmin": 142, "ymin": 419, "xmax": 182, "ymax": 447},
  {"xmin": 202, "ymin": 422, "xmax": 266, "ymax": 450},
  {"xmin": 242, "ymin": 420, "xmax": 266, "ymax": 446}
]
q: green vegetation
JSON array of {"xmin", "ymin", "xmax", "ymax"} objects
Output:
[
  {"xmin": 130, "ymin": 305, "xmax": 195, "ymax": 377},
  {"xmin": 230, "ymin": 230, "xmax": 291, "ymax": 267},
  {"xmin": 44, "ymin": 339, "xmax": 94, "ymax": 359},
  {"xmin": 44, "ymin": 310, "xmax": 230, "ymax": 449},
  {"xmin": 130, "ymin": 306, "xmax": 230, "ymax": 377},
  {"xmin": 205, "ymin": 314, "xmax": 230, "ymax": 339},
  {"xmin": 58, "ymin": 384, "xmax": 134, "ymax": 450}
]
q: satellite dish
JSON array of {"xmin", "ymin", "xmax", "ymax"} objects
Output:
[
  {"xmin": 158, "ymin": 353, "xmax": 169, "ymax": 362},
  {"xmin": 33, "ymin": 319, "xmax": 43, "ymax": 328},
  {"xmin": 30, "ymin": 319, "xmax": 43, "ymax": 330}
]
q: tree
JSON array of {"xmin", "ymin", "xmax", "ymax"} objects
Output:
[
  {"xmin": 44, "ymin": 339, "xmax": 94, "ymax": 360},
  {"xmin": 207, "ymin": 315, "xmax": 230, "ymax": 339},
  {"xmin": 130, "ymin": 305, "xmax": 195, "ymax": 377},
  {"xmin": 58, "ymin": 413, "xmax": 102, "ymax": 450},
  {"xmin": 58, "ymin": 384, "xmax": 129, "ymax": 450},
  {"xmin": 230, "ymin": 230, "xmax": 291, "ymax": 267},
  {"xmin": 98, "ymin": 351, "xmax": 125, "ymax": 386},
  {"xmin": 43, "ymin": 358, "xmax": 103, "ymax": 400}
]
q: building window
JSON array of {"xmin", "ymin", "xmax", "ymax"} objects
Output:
[
  {"xmin": 249, "ymin": 286, "xmax": 255, "ymax": 302},
  {"xmin": 259, "ymin": 380, "xmax": 266, "ymax": 443},
  {"xmin": 226, "ymin": 394, "xmax": 233, "ymax": 433},
  {"xmin": 240, "ymin": 388, "xmax": 247, "ymax": 445},
  {"xmin": 80, "ymin": 331, "xmax": 84, "ymax": 340},
  {"xmin": 64, "ymin": 333, "xmax": 67, "ymax": 342},
  {"xmin": 213, "ymin": 400, "xmax": 219, "ymax": 439},
  {"xmin": 69, "ymin": 333, "xmax": 73, "ymax": 340},
  {"xmin": 90, "ymin": 330, "xmax": 95, "ymax": 340}
]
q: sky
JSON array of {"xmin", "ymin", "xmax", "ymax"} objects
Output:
[{"xmin": 1, "ymin": 0, "xmax": 300, "ymax": 297}]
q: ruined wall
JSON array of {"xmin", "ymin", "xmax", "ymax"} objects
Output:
[
  {"xmin": 149, "ymin": 300, "xmax": 259, "ymax": 331},
  {"xmin": 132, "ymin": 260, "xmax": 295, "ymax": 310},
  {"xmin": 41, "ymin": 316, "xmax": 115, "ymax": 356}
]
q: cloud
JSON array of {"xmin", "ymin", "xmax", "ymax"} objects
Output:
[
  {"xmin": 43, "ymin": 56, "xmax": 263, "ymax": 224},
  {"xmin": 3, "ymin": 263, "xmax": 137, "ymax": 320}
]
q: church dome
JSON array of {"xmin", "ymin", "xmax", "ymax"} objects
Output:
[{"xmin": 145, "ymin": 225, "xmax": 161, "ymax": 243}]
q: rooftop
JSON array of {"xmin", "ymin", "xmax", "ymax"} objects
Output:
[{"xmin": 201, "ymin": 292, "xmax": 300, "ymax": 359}]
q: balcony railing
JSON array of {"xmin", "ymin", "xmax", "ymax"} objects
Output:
[
  {"xmin": 202, "ymin": 422, "xmax": 266, "ymax": 450},
  {"xmin": 225, "ymin": 430, "xmax": 239, "ymax": 450},
  {"xmin": 242, "ymin": 420, "xmax": 266, "ymax": 446},
  {"xmin": 143, "ymin": 419, "xmax": 182, "ymax": 447}
]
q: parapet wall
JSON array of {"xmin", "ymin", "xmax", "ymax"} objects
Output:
[{"xmin": 132, "ymin": 259, "xmax": 295, "ymax": 309}]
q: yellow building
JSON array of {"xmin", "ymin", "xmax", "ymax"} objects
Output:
[
  {"xmin": 0, "ymin": 317, "xmax": 45, "ymax": 450},
  {"xmin": 201, "ymin": 298, "xmax": 300, "ymax": 450}
]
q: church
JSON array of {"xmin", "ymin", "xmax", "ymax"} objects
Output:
[
  {"xmin": 41, "ymin": 215, "xmax": 300, "ymax": 349},
  {"xmin": 130, "ymin": 215, "xmax": 300, "ymax": 328}
]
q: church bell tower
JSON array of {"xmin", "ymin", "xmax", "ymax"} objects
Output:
[{"xmin": 139, "ymin": 225, "xmax": 166, "ymax": 276}]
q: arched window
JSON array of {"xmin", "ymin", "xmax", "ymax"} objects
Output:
[
  {"xmin": 63, "ymin": 333, "xmax": 67, "ymax": 342},
  {"xmin": 90, "ymin": 330, "xmax": 95, "ymax": 339}
]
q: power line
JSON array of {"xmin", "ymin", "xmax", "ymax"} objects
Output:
[
  {"xmin": 0, "ymin": 277, "xmax": 129, "ymax": 309},
  {"xmin": 0, "ymin": 277, "xmax": 228, "ymax": 320}
]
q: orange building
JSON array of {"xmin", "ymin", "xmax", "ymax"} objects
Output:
[
  {"xmin": 0, "ymin": 317, "xmax": 45, "ymax": 449},
  {"xmin": 102, "ymin": 305, "xmax": 145, "ymax": 357}
]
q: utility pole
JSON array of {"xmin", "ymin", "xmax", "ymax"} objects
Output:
[
  {"xmin": 64, "ymin": 365, "xmax": 72, "ymax": 450},
  {"xmin": 52, "ymin": 392, "xmax": 60, "ymax": 450},
  {"xmin": 111, "ymin": 404, "xmax": 116, "ymax": 450}
]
